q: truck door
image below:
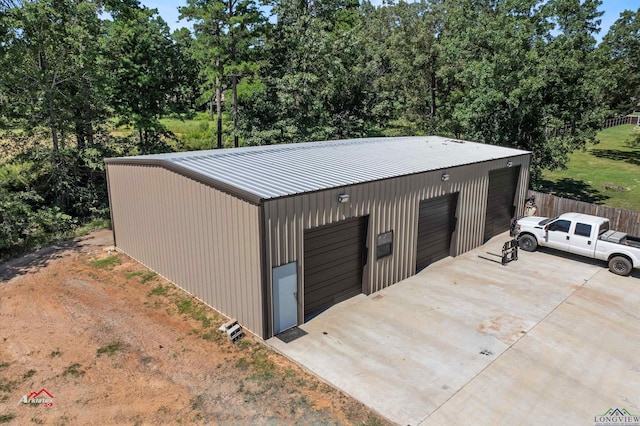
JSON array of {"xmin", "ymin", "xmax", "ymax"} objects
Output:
[
  {"xmin": 544, "ymin": 219, "xmax": 571, "ymax": 251},
  {"xmin": 568, "ymin": 222, "xmax": 595, "ymax": 257}
]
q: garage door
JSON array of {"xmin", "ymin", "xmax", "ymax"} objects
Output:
[
  {"xmin": 416, "ymin": 193, "xmax": 458, "ymax": 271},
  {"xmin": 484, "ymin": 166, "xmax": 521, "ymax": 241},
  {"xmin": 304, "ymin": 216, "xmax": 368, "ymax": 318}
]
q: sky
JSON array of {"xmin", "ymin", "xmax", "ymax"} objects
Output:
[{"xmin": 144, "ymin": 0, "xmax": 635, "ymax": 42}]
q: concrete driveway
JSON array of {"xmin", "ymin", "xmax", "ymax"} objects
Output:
[{"xmin": 267, "ymin": 232, "xmax": 640, "ymax": 425}]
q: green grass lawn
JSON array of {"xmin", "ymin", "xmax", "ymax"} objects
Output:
[
  {"xmin": 159, "ymin": 112, "xmax": 211, "ymax": 135},
  {"xmin": 160, "ymin": 113, "xmax": 216, "ymax": 151},
  {"xmin": 160, "ymin": 112, "xmax": 238, "ymax": 151},
  {"xmin": 540, "ymin": 124, "xmax": 640, "ymax": 211},
  {"xmin": 111, "ymin": 112, "xmax": 233, "ymax": 151}
]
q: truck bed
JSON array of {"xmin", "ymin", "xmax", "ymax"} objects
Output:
[
  {"xmin": 625, "ymin": 235, "xmax": 640, "ymax": 249},
  {"xmin": 599, "ymin": 230, "xmax": 640, "ymax": 248}
]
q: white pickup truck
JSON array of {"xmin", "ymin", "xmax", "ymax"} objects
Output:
[{"xmin": 513, "ymin": 212, "xmax": 640, "ymax": 276}]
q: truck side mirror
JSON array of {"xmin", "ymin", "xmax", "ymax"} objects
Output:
[{"xmin": 544, "ymin": 226, "xmax": 548, "ymax": 232}]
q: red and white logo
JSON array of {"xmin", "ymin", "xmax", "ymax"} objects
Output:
[{"xmin": 18, "ymin": 388, "xmax": 54, "ymax": 406}]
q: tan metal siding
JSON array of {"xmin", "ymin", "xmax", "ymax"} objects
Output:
[
  {"xmin": 515, "ymin": 155, "xmax": 531, "ymax": 218},
  {"xmin": 106, "ymin": 164, "xmax": 264, "ymax": 337},
  {"xmin": 263, "ymin": 154, "xmax": 530, "ymax": 335}
]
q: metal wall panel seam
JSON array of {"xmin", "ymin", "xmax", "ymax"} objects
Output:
[
  {"xmin": 209, "ymin": 188, "xmax": 221, "ymax": 313},
  {"xmin": 229, "ymin": 196, "xmax": 239, "ymax": 321},
  {"xmin": 197, "ymin": 182, "xmax": 209, "ymax": 315},
  {"xmin": 224, "ymin": 190, "xmax": 235, "ymax": 316}
]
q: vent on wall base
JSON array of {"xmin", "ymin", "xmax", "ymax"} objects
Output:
[{"xmin": 219, "ymin": 319, "xmax": 244, "ymax": 343}]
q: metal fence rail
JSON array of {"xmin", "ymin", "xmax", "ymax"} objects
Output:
[
  {"xmin": 602, "ymin": 115, "xmax": 640, "ymax": 129},
  {"xmin": 527, "ymin": 190, "xmax": 640, "ymax": 236}
]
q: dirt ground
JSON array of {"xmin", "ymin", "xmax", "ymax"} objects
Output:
[{"xmin": 0, "ymin": 231, "xmax": 389, "ymax": 425}]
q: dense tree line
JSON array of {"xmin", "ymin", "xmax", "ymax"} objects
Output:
[{"xmin": 0, "ymin": 0, "xmax": 639, "ymax": 258}]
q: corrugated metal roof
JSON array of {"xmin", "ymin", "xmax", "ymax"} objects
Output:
[{"xmin": 107, "ymin": 136, "xmax": 529, "ymax": 201}]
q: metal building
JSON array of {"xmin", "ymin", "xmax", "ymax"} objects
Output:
[{"xmin": 105, "ymin": 136, "xmax": 530, "ymax": 339}]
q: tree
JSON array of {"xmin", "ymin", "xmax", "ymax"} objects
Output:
[
  {"xmin": 226, "ymin": 0, "xmax": 264, "ymax": 147},
  {"xmin": 599, "ymin": 8, "xmax": 640, "ymax": 114},
  {"xmin": 437, "ymin": 0, "xmax": 606, "ymax": 181},
  {"xmin": 240, "ymin": 0, "xmax": 372, "ymax": 144},
  {"xmin": 172, "ymin": 27, "xmax": 203, "ymax": 115},
  {"xmin": 105, "ymin": 3, "xmax": 183, "ymax": 153},
  {"xmin": 180, "ymin": 0, "xmax": 226, "ymax": 148},
  {"xmin": 0, "ymin": 0, "xmax": 108, "ymax": 153},
  {"xmin": 0, "ymin": 0, "xmax": 118, "ymax": 218},
  {"xmin": 180, "ymin": 0, "xmax": 264, "ymax": 148},
  {"xmin": 359, "ymin": 1, "xmax": 442, "ymax": 134}
]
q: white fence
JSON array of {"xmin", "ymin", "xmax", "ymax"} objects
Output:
[{"xmin": 602, "ymin": 115, "xmax": 640, "ymax": 129}]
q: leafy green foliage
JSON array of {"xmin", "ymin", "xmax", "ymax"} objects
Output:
[
  {"xmin": 0, "ymin": 0, "xmax": 638, "ymax": 263},
  {"xmin": 0, "ymin": 187, "xmax": 76, "ymax": 261},
  {"xmin": 240, "ymin": 0, "xmax": 373, "ymax": 145},
  {"xmin": 0, "ymin": 0, "xmax": 108, "ymax": 151},
  {"xmin": 0, "ymin": 140, "xmax": 123, "ymax": 260},
  {"xmin": 360, "ymin": 0, "xmax": 443, "ymax": 135},
  {"xmin": 599, "ymin": 8, "xmax": 640, "ymax": 115},
  {"xmin": 628, "ymin": 126, "xmax": 640, "ymax": 147},
  {"xmin": 179, "ymin": 0, "xmax": 266, "ymax": 147},
  {"xmin": 104, "ymin": 4, "xmax": 182, "ymax": 154},
  {"xmin": 437, "ymin": 0, "xmax": 606, "ymax": 180},
  {"xmin": 0, "ymin": 0, "xmax": 183, "ymax": 260}
]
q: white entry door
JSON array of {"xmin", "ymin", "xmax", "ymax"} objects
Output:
[{"xmin": 273, "ymin": 262, "xmax": 298, "ymax": 334}]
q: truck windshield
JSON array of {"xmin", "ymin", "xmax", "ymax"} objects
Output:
[
  {"xmin": 538, "ymin": 217, "xmax": 557, "ymax": 226},
  {"xmin": 599, "ymin": 221, "xmax": 610, "ymax": 235}
]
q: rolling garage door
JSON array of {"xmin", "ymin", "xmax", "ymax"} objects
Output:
[
  {"xmin": 416, "ymin": 193, "xmax": 458, "ymax": 271},
  {"xmin": 484, "ymin": 166, "xmax": 521, "ymax": 241},
  {"xmin": 303, "ymin": 216, "xmax": 368, "ymax": 319}
]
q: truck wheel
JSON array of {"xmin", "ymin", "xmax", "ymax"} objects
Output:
[
  {"xmin": 608, "ymin": 256, "xmax": 632, "ymax": 276},
  {"xmin": 518, "ymin": 234, "xmax": 537, "ymax": 252}
]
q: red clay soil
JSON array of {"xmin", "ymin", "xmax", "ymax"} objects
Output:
[{"xmin": 0, "ymin": 231, "xmax": 388, "ymax": 425}]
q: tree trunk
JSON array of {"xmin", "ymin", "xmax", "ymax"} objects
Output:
[
  {"xmin": 232, "ymin": 75, "xmax": 238, "ymax": 148},
  {"xmin": 86, "ymin": 121, "xmax": 94, "ymax": 147},
  {"xmin": 76, "ymin": 131, "xmax": 85, "ymax": 150},
  {"xmin": 75, "ymin": 114, "xmax": 85, "ymax": 150},
  {"xmin": 215, "ymin": 18, "xmax": 223, "ymax": 149},
  {"xmin": 47, "ymin": 94, "xmax": 59, "ymax": 154},
  {"xmin": 40, "ymin": 48, "xmax": 59, "ymax": 154},
  {"xmin": 229, "ymin": 0, "xmax": 239, "ymax": 148},
  {"xmin": 216, "ymin": 75, "xmax": 222, "ymax": 149},
  {"xmin": 84, "ymin": 101, "xmax": 94, "ymax": 147},
  {"xmin": 430, "ymin": 69, "xmax": 437, "ymax": 119},
  {"xmin": 429, "ymin": 51, "xmax": 437, "ymax": 119}
]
